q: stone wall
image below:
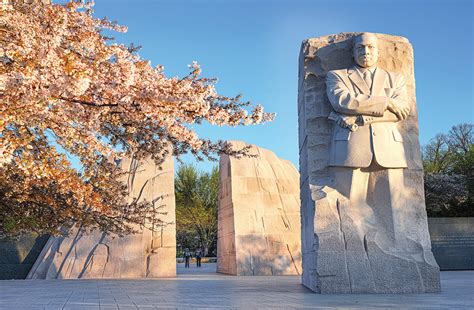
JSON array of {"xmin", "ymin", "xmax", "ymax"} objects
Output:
[
  {"xmin": 27, "ymin": 156, "xmax": 176, "ymax": 279},
  {"xmin": 217, "ymin": 141, "xmax": 301, "ymax": 275},
  {"xmin": 298, "ymin": 33, "xmax": 440, "ymax": 293},
  {"xmin": 0, "ymin": 234, "xmax": 49, "ymax": 280},
  {"xmin": 429, "ymin": 217, "xmax": 474, "ymax": 270}
]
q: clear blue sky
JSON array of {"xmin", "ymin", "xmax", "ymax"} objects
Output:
[{"xmin": 90, "ymin": 0, "xmax": 473, "ymax": 171}]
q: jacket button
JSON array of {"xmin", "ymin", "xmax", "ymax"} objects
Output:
[{"xmin": 373, "ymin": 131, "xmax": 376, "ymax": 136}]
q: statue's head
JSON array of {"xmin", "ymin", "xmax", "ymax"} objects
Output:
[{"xmin": 353, "ymin": 33, "xmax": 379, "ymax": 68}]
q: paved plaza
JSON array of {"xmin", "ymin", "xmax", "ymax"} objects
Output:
[{"xmin": 0, "ymin": 264, "xmax": 472, "ymax": 309}]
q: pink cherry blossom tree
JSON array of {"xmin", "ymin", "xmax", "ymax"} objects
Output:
[{"xmin": 0, "ymin": 0, "xmax": 273, "ymax": 237}]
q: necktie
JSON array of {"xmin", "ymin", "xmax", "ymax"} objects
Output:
[{"xmin": 363, "ymin": 70, "xmax": 372, "ymax": 90}]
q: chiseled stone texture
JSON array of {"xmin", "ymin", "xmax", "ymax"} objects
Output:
[
  {"xmin": 217, "ymin": 141, "xmax": 302, "ymax": 276},
  {"xmin": 298, "ymin": 33, "xmax": 440, "ymax": 293},
  {"xmin": 27, "ymin": 156, "xmax": 176, "ymax": 279}
]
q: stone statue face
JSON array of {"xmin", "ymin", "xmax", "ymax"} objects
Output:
[{"xmin": 353, "ymin": 33, "xmax": 379, "ymax": 68}]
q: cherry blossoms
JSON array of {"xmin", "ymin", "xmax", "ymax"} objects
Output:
[{"xmin": 0, "ymin": 1, "xmax": 273, "ymax": 237}]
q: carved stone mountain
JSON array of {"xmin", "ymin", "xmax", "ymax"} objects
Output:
[
  {"xmin": 217, "ymin": 141, "xmax": 302, "ymax": 275},
  {"xmin": 298, "ymin": 33, "xmax": 441, "ymax": 293},
  {"xmin": 27, "ymin": 156, "xmax": 176, "ymax": 279}
]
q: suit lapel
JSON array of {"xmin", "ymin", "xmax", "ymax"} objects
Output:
[
  {"xmin": 348, "ymin": 66, "xmax": 370, "ymax": 94},
  {"xmin": 371, "ymin": 67, "xmax": 386, "ymax": 96}
]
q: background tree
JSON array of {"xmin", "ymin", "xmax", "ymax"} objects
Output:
[
  {"xmin": 422, "ymin": 134, "xmax": 453, "ymax": 174},
  {"xmin": 448, "ymin": 123, "xmax": 474, "ymax": 176},
  {"xmin": 422, "ymin": 123, "xmax": 473, "ymax": 217},
  {"xmin": 0, "ymin": 1, "xmax": 273, "ymax": 237},
  {"xmin": 175, "ymin": 165, "xmax": 218, "ymax": 257}
]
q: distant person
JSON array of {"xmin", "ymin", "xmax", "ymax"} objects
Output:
[
  {"xmin": 195, "ymin": 248, "xmax": 202, "ymax": 268},
  {"xmin": 184, "ymin": 248, "xmax": 191, "ymax": 268}
]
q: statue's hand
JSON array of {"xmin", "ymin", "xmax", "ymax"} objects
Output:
[
  {"xmin": 335, "ymin": 115, "xmax": 358, "ymax": 131},
  {"xmin": 387, "ymin": 100, "xmax": 410, "ymax": 120},
  {"xmin": 328, "ymin": 112, "xmax": 358, "ymax": 131},
  {"xmin": 336, "ymin": 115, "xmax": 349, "ymax": 127}
]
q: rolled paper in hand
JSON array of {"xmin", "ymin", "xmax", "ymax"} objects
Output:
[{"xmin": 328, "ymin": 112, "xmax": 358, "ymax": 131}]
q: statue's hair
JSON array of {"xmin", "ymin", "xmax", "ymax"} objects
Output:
[{"xmin": 352, "ymin": 32, "xmax": 378, "ymax": 48}]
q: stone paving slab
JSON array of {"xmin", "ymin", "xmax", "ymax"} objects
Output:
[
  {"xmin": 0, "ymin": 267, "xmax": 472, "ymax": 309},
  {"xmin": 177, "ymin": 263, "xmax": 217, "ymax": 274}
]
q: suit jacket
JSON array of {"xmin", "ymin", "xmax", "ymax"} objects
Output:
[{"xmin": 326, "ymin": 66, "xmax": 409, "ymax": 168}]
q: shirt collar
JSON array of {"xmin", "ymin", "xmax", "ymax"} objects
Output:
[{"xmin": 356, "ymin": 65, "xmax": 377, "ymax": 75}]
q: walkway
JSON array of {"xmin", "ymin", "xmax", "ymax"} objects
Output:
[
  {"xmin": 177, "ymin": 262, "xmax": 217, "ymax": 275},
  {"xmin": 0, "ymin": 265, "xmax": 472, "ymax": 309}
]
